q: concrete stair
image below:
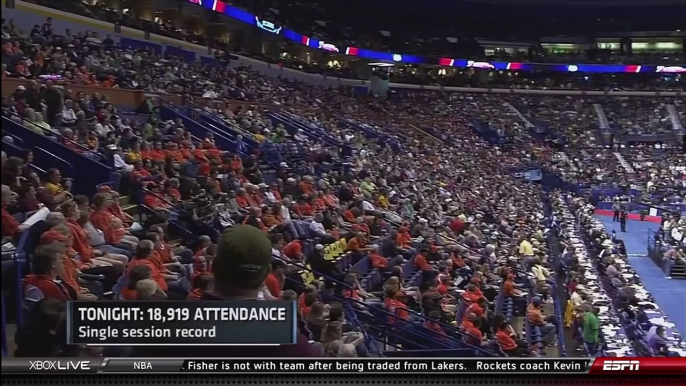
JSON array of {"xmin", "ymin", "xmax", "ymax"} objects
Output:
[
  {"xmin": 119, "ymin": 195, "xmax": 139, "ymax": 216},
  {"xmin": 666, "ymin": 104, "xmax": 684, "ymax": 133},
  {"xmin": 593, "ymin": 103, "xmax": 610, "ymax": 129},
  {"xmin": 669, "ymin": 264, "xmax": 686, "ymax": 280}
]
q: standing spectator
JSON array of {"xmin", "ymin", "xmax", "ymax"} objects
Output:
[{"xmin": 582, "ymin": 306, "xmax": 600, "ymax": 355}]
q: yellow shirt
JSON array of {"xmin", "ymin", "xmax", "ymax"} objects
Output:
[
  {"xmin": 128, "ymin": 151, "xmax": 142, "ymax": 163},
  {"xmin": 519, "ymin": 240, "xmax": 534, "ymax": 256},
  {"xmin": 44, "ymin": 182, "xmax": 64, "ymax": 196},
  {"xmin": 378, "ymin": 195, "xmax": 389, "ymax": 208}
]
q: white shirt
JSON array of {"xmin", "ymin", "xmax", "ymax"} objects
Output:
[
  {"xmin": 309, "ymin": 221, "xmax": 326, "ymax": 236},
  {"xmin": 83, "ymin": 221, "xmax": 106, "ymax": 246},
  {"xmin": 280, "ymin": 206, "xmax": 292, "ymax": 221},
  {"xmin": 61, "ymin": 108, "xmax": 77, "ymax": 122},
  {"xmin": 113, "ymin": 154, "xmax": 134, "ymax": 172},
  {"xmin": 361, "ymin": 200, "xmax": 376, "ymax": 211},
  {"xmin": 94, "ymin": 123, "xmax": 109, "ymax": 137},
  {"xmin": 203, "ymin": 90, "xmax": 218, "ymax": 98},
  {"xmin": 570, "ymin": 291, "xmax": 583, "ymax": 308}
]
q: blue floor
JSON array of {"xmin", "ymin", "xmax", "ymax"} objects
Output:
[{"xmin": 595, "ymin": 215, "xmax": 686, "ymax": 339}]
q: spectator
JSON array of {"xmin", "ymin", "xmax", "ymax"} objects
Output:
[
  {"xmin": 527, "ymin": 297, "xmax": 557, "ymax": 347},
  {"xmin": 135, "ymin": 225, "xmax": 323, "ymax": 356}
]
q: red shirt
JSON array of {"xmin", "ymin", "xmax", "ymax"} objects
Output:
[
  {"xmin": 369, "ymin": 253, "xmax": 388, "ymax": 269},
  {"xmin": 236, "ymin": 196, "xmax": 251, "ymax": 208},
  {"xmin": 384, "ymin": 298, "xmax": 410, "ymax": 322},
  {"xmin": 436, "ymin": 283, "xmax": 449, "ymax": 296},
  {"xmin": 462, "ymin": 290, "xmax": 482, "ymax": 304},
  {"xmin": 121, "ymin": 287, "xmax": 137, "ymax": 300},
  {"xmin": 342, "ymin": 288, "xmax": 361, "ymax": 300},
  {"xmin": 1, "ymin": 204, "xmax": 19, "ymax": 238},
  {"xmin": 283, "ymin": 240, "xmax": 303, "ymax": 260},
  {"xmin": 144, "ymin": 193, "xmax": 170, "ymax": 210},
  {"xmin": 463, "ymin": 302, "xmax": 484, "ymax": 323},
  {"xmin": 264, "ymin": 273, "xmax": 282, "ymax": 297},
  {"xmin": 503, "ymin": 279, "xmax": 516, "ymax": 296},
  {"xmin": 131, "ymin": 168, "xmax": 151, "ymax": 182},
  {"xmin": 23, "ymin": 274, "xmax": 74, "ymax": 301},
  {"xmin": 424, "ymin": 321, "xmax": 447, "ymax": 338},
  {"xmin": 414, "ymin": 253, "xmax": 431, "ymax": 271},
  {"xmin": 294, "ymin": 202, "xmax": 313, "ymax": 217},
  {"xmin": 187, "ymin": 288, "xmax": 205, "ymax": 301},
  {"xmin": 496, "ymin": 329, "xmax": 517, "ymax": 351},
  {"xmin": 464, "ymin": 324, "xmax": 483, "ymax": 346}
]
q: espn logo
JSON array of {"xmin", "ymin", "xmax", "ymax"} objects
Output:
[{"xmin": 602, "ymin": 360, "xmax": 640, "ymax": 371}]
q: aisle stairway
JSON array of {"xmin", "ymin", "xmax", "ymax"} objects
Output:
[
  {"xmin": 666, "ymin": 104, "xmax": 685, "ymax": 133},
  {"xmin": 506, "ymin": 102, "xmax": 536, "ymax": 130},
  {"xmin": 593, "ymin": 103, "xmax": 610, "ymax": 130},
  {"xmin": 613, "ymin": 152, "xmax": 635, "ymax": 174}
]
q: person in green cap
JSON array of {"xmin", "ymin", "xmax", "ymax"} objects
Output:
[
  {"xmin": 133, "ymin": 225, "xmax": 323, "ymax": 357},
  {"xmin": 582, "ymin": 306, "xmax": 600, "ymax": 356}
]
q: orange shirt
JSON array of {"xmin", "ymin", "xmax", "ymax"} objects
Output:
[
  {"xmin": 502, "ymin": 279, "xmax": 515, "ymax": 296},
  {"xmin": 346, "ymin": 237, "xmax": 365, "ymax": 253},
  {"xmin": 90, "ymin": 209, "xmax": 119, "ymax": 244},
  {"xmin": 66, "ymin": 219, "xmax": 93, "ymax": 264},
  {"xmin": 164, "ymin": 149, "xmax": 186, "ymax": 163},
  {"xmin": 299, "ymin": 181, "xmax": 315, "ymax": 195},
  {"xmin": 262, "ymin": 214, "xmax": 282, "ymax": 227},
  {"xmin": 60, "ymin": 254, "xmax": 81, "ymax": 294},
  {"xmin": 527, "ymin": 304, "xmax": 545, "ymax": 326},
  {"xmin": 155, "ymin": 242, "xmax": 174, "ymax": 264},
  {"xmin": 148, "ymin": 150, "xmax": 166, "ymax": 161},
  {"xmin": 148, "ymin": 250, "xmax": 166, "ymax": 272},
  {"xmin": 248, "ymin": 193, "xmax": 262, "ymax": 208},
  {"xmin": 127, "ymin": 258, "xmax": 168, "ymax": 292}
]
